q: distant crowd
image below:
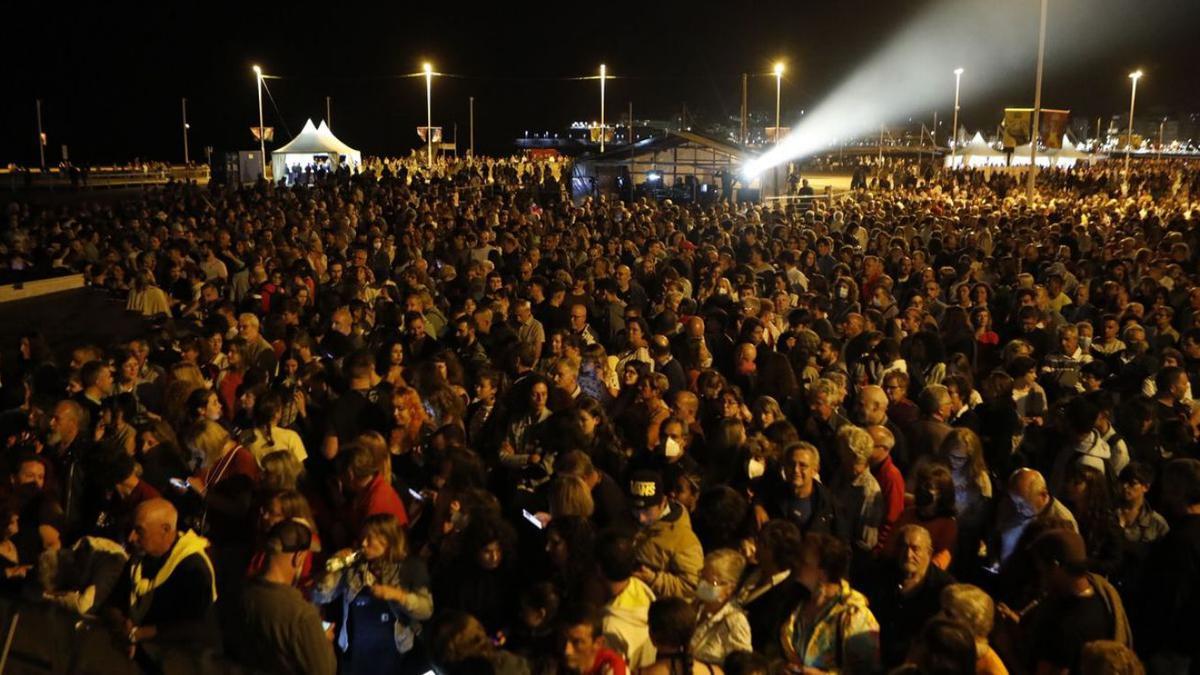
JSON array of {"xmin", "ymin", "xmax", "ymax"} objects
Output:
[{"xmin": 0, "ymin": 153, "xmax": 1198, "ymax": 675}]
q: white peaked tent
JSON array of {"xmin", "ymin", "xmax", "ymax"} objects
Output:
[
  {"xmin": 1052, "ymin": 136, "xmax": 1101, "ymax": 168},
  {"xmin": 945, "ymin": 132, "xmax": 1007, "ymax": 168},
  {"xmin": 1009, "ymin": 142, "xmax": 1053, "ymax": 167},
  {"xmin": 270, "ymin": 119, "xmax": 362, "ymax": 183}
]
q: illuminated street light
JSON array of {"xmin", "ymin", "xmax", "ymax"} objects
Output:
[
  {"xmin": 424, "ymin": 62, "xmax": 434, "ymax": 167},
  {"xmin": 951, "ymin": 68, "xmax": 963, "ymax": 163},
  {"xmin": 773, "ymin": 61, "xmax": 784, "ymax": 198},
  {"xmin": 253, "ymin": 65, "xmax": 265, "ymax": 179},
  {"xmin": 599, "ymin": 64, "xmax": 607, "ymax": 153},
  {"xmin": 1125, "ymin": 69, "xmax": 1143, "ymax": 175}
]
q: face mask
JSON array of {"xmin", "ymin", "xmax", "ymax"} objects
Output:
[
  {"xmin": 747, "ymin": 457, "xmax": 766, "ymax": 480},
  {"xmin": 695, "ymin": 581, "xmax": 722, "ymax": 603},
  {"xmin": 664, "ymin": 437, "xmax": 683, "ymax": 459}
]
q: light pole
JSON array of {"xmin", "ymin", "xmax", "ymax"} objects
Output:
[
  {"xmin": 326, "ymin": 96, "xmax": 332, "ymax": 128},
  {"xmin": 773, "ymin": 61, "xmax": 784, "ymax": 198},
  {"xmin": 1159, "ymin": 117, "xmax": 1167, "ymax": 159},
  {"xmin": 1125, "ymin": 69, "xmax": 1143, "ymax": 175},
  {"xmin": 253, "ymin": 65, "xmax": 266, "ymax": 179},
  {"xmin": 182, "ymin": 97, "xmax": 190, "ymax": 165},
  {"xmin": 599, "ymin": 64, "xmax": 607, "ymax": 153},
  {"xmin": 951, "ymin": 67, "xmax": 964, "ymax": 165},
  {"xmin": 35, "ymin": 99, "xmax": 46, "ymax": 170},
  {"xmin": 1025, "ymin": 0, "xmax": 1047, "ymax": 201},
  {"xmin": 424, "ymin": 62, "xmax": 434, "ymax": 168},
  {"xmin": 469, "ymin": 96, "xmax": 475, "ymax": 157}
]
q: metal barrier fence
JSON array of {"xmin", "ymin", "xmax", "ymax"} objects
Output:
[{"xmin": 2, "ymin": 166, "xmax": 211, "ymax": 192}]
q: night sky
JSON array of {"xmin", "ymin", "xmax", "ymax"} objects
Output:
[{"xmin": 5, "ymin": 0, "xmax": 1198, "ymax": 165}]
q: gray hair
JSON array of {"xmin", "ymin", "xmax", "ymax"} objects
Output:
[{"xmin": 704, "ymin": 548, "xmax": 747, "ymax": 586}]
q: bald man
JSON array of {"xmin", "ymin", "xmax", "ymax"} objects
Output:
[
  {"xmin": 116, "ymin": 498, "xmax": 218, "ymax": 657},
  {"xmin": 992, "ymin": 469, "xmax": 1079, "ymax": 565}
]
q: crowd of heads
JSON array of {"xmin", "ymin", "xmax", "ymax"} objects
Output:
[{"xmin": 2, "ymin": 152, "xmax": 1200, "ymax": 674}]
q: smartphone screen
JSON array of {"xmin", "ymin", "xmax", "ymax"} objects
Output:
[
  {"xmin": 322, "ymin": 621, "xmax": 334, "ymax": 631},
  {"xmin": 169, "ymin": 478, "xmax": 190, "ymax": 490},
  {"xmin": 408, "ymin": 488, "xmax": 424, "ymax": 501},
  {"xmin": 522, "ymin": 509, "xmax": 545, "ymax": 530}
]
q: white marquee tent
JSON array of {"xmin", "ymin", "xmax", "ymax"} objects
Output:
[
  {"xmin": 944, "ymin": 132, "xmax": 1007, "ymax": 168},
  {"xmin": 270, "ymin": 119, "xmax": 362, "ymax": 183},
  {"xmin": 1052, "ymin": 136, "xmax": 1101, "ymax": 168},
  {"xmin": 1009, "ymin": 142, "xmax": 1053, "ymax": 167}
]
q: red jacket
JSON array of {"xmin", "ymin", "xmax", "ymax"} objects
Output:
[
  {"xmin": 350, "ymin": 475, "xmax": 409, "ymax": 534},
  {"xmin": 872, "ymin": 454, "xmax": 906, "ymax": 552}
]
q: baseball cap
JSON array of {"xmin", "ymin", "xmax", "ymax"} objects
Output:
[{"xmin": 628, "ymin": 470, "xmax": 665, "ymax": 510}]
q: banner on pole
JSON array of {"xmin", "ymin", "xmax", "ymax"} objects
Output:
[
  {"xmin": 589, "ymin": 126, "xmax": 614, "ymax": 143},
  {"xmin": 250, "ymin": 126, "xmax": 275, "ymax": 142},
  {"xmin": 1002, "ymin": 108, "xmax": 1070, "ymax": 148},
  {"xmin": 417, "ymin": 127, "xmax": 443, "ymax": 143},
  {"xmin": 765, "ymin": 127, "xmax": 791, "ymax": 143}
]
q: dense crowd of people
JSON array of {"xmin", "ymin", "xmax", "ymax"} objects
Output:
[{"xmin": 1, "ymin": 152, "xmax": 1199, "ymax": 675}]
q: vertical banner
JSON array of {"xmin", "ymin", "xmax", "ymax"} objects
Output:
[
  {"xmin": 1003, "ymin": 108, "xmax": 1070, "ymax": 148},
  {"xmin": 1040, "ymin": 110, "xmax": 1069, "ymax": 148},
  {"xmin": 1003, "ymin": 109, "xmax": 1032, "ymax": 148}
]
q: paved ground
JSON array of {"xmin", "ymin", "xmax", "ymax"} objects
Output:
[{"xmin": 0, "ymin": 287, "xmax": 147, "ymax": 362}]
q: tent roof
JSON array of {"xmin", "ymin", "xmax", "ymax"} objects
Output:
[
  {"xmin": 963, "ymin": 132, "xmax": 1005, "ymax": 156},
  {"xmin": 274, "ymin": 119, "xmax": 359, "ymax": 156}
]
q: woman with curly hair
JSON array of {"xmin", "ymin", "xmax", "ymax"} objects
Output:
[
  {"xmin": 1061, "ymin": 463, "xmax": 1123, "ymax": 576},
  {"xmin": 433, "ymin": 514, "xmax": 519, "ymax": 637}
]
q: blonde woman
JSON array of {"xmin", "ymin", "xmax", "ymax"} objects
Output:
[
  {"xmin": 314, "ymin": 514, "xmax": 433, "ymax": 675},
  {"xmin": 938, "ymin": 584, "xmax": 1008, "ymax": 675},
  {"xmin": 180, "ymin": 420, "xmax": 260, "ymax": 547},
  {"xmin": 689, "ymin": 549, "xmax": 752, "ymax": 666},
  {"xmin": 549, "ymin": 475, "xmax": 595, "ymax": 520}
]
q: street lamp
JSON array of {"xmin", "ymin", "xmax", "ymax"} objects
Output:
[
  {"xmin": 951, "ymin": 68, "xmax": 964, "ymax": 164},
  {"xmin": 773, "ymin": 62, "xmax": 785, "ymax": 144},
  {"xmin": 773, "ymin": 61, "xmax": 784, "ymax": 199},
  {"xmin": 1125, "ymin": 69, "xmax": 1143, "ymax": 175},
  {"xmin": 181, "ymin": 97, "xmax": 190, "ymax": 165},
  {"xmin": 424, "ymin": 62, "xmax": 434, "ymax": 167},
  {"xmin": 599, "ymin": 64, "xmax": 607, "ymax": 153},
  {"xmin": 253, "ymin": 65, "xmax": 266, "ymax": 179}
]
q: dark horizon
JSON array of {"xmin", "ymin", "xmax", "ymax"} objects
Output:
[{"xmin": 5, "ymin": 0, "xmax": 1198, "ymax": 165}]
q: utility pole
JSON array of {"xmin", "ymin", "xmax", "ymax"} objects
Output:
[
  {"xmin": 599, "ymin": 64, "xmax": 606, "ymax": 153},
  {"xmin": 35, "ymin": 99, "xmax": 46, "ymax": 170},
  {"xmin": 628, "ymin": 101, "xmax": 633, "ymax": 144},
  {"xmin": 1026, "ymin": 0, "xmax": 1048, "ymax": 201},
  {"xmin": 740, "ymin": 73, "xmax": 748, "ymax": 145},
  {"xmin": 182, "ymin": 97, "xmax": 190, "ymax": 165}
]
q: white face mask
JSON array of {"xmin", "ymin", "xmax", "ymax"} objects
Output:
[
  {"xmin": 747, "ymin": 457, "xmax": 766, "ymax": 479},
  {"xmin": 695, "ymin": 580, "xmax": 722, "ymax": 603},
  {"xmin": 664, "ymin": 437, "xmax": 683, "ymax": 459}
]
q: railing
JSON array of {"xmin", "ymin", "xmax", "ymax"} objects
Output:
[{"xmin": 2, "ymin": 165, "xmax": 210, "ymax": 191}]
